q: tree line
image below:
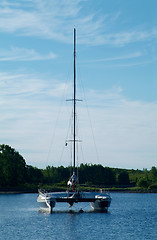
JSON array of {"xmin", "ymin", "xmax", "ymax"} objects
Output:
[
  {"xmin": 0, "ymin": 144, "xmax": 157, "ymax": 191},
  {"xmin": 0, "ymin": 145, "xmax": 43, "ymax": 189}
]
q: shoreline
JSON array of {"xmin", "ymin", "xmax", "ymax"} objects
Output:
[{"xmin": 0, "ymin": 188, "xmax": 157, "ymax": 194}]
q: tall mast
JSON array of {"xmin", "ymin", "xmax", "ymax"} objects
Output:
[{"xmin": 73, "ymin": 28, "xmax": 76, "ymax": 174}]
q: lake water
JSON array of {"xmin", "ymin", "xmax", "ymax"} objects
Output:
[{"xmin": 0, "ymin": 193, "xmax": 156, "ymax": 240}]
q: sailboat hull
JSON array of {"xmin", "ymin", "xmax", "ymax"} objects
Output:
[
  {"xmin": 37, "ymin": 190, "xmax": 111, "ymax": 212},
  {"xmin": 90, "ymin": 198, "xmax": 111, "ymax": 211}
]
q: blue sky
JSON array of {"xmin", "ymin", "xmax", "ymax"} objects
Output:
[{"xmin": 0, "ymin": 0, "xmax": 157, "ymax": 169}]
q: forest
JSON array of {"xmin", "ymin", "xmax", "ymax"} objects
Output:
[{"xmin": 0, "ymin": 144, "xmax": 157, "ymax": 192}]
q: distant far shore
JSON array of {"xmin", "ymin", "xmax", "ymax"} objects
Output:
[
  {"xmin": 0, "ymin": 188, "xmax": 157, "ymax": 194},
  {"xmin": 0, "ymin": 190, "xmax": 38, "ymax": 194}
]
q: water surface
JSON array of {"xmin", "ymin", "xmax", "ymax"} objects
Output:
[{"xmin": 0, "ymin": 193, "xmax": 156, "ymax": 239}]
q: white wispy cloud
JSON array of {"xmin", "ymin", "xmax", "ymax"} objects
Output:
[
  {"xmin": 0, "ymin": 71, "xmax": 157, "ymax": 169},
  {"xmin": 86, "ymin": 51, "xmax": 142, "ymax": 63},
  {"xmin": 0, "ymin": 0, "xmax": 156, "ymax": 46},
  {"xmin": 0, "ymin": 46, "xmax": 56, "ymax": 61},
  {"xmin": 83, "ymin": 50, "xmax": 156, "ymax": 68},
  {"xmin": 0, "ymin": 0, "xmax": 103, "ymax": 43},
  {"xmin": 79, "ymin": 90, "xmax": 157, "ymax": 169},
  {"xmin": 103, "ymin": 29, "xmax": 157, "ymax": 46},
  {"xmin": 0, "ymin": 72, "xmax": 69, "ymax": 97}
]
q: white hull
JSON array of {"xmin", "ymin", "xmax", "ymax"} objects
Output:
[{"xmin": 37, "ymin": 190, "xmax": 111, "ymax": 212}]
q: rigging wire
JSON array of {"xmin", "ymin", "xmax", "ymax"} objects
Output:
[
  {"xmin": 45, "ymin": 53, "xmax": 74, "ymax": 167},
  {"xmin": 45, "ymin": 93, "xmax": 65, "ymax": 167},
  {"xmin": 58, "ymin": 108, "xmax": 73, "ymax": 167},
  {"xmin": 77, "ymin": 58, "xmax": 100, "ymax": 165},
  {"xmin": 46, "ymin": 33, "xmax": 100, "ymax": 169},
  {"xmin": 77, "ymin": 141, "xmax": 79, "ymax": 190}
]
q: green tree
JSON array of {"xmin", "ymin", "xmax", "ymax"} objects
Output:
[
  {"xmin": 137, "ymin": 177, "xmax": 149, "ymax": 188},
  {"xmin": 26, "ymin": 165, "xmax": 43, "ymax": 184},
  {"xmin": 118, "ymin": 171, "xmax": 130, "ymax": 185},
  {"xmin": 149, "ymin": 166, "xmax": 157, "ymax": 183},
  {"xmin": 0, "ymin": 144, "xmax": 27, "ymax": 186},
  {"xmin": 78, "ymin": 164, "xmax": 116, "ymax": 186}
]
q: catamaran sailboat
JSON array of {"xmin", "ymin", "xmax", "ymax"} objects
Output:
[{"xmin": 37, "ymin": 29, "xmax": 112, "ymax": 212}]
